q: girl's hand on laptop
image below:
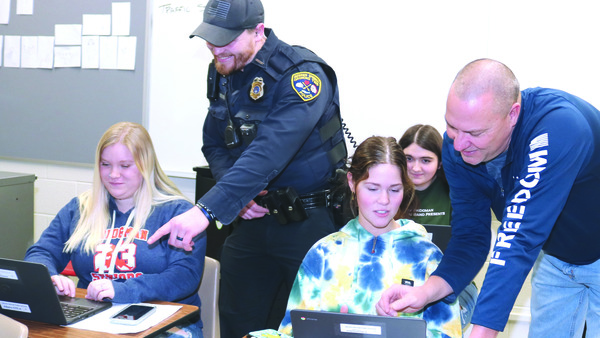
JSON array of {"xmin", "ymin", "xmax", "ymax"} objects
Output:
[
  {"xmin": 51, "ymin": 275, "xmax": 76, "ymax": 297},
  {"xmin": 86, "ymin": 279, "xmax": 115, "ymax": 301}
]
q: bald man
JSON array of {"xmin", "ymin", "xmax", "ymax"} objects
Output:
[{"xmin": 377, "ymin": 58, "xmax": 600, "ymax": 337}]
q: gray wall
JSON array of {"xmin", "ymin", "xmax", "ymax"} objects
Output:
[{"xmin": 0, "ymin": 0, "xmax": 147, "ymax": 164}]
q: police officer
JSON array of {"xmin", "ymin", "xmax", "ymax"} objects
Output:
[{"xmin": 148, "ymin": 0, "xmax": 347, "ymax": 336}]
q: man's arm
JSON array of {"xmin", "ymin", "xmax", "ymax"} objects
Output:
[
  {"xmin": 470, "ymin": 110, "xmax": 593, "ymax": 331},
  {"xmin": 434, "ymin": 135, "xmax": 493, "ymax": 295},
  {"xmin": 469, "ymin": 325, "xmax": 500, "ymax": 338}
]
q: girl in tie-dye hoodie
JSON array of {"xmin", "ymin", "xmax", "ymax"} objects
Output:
[{"xmin": 278, "ymin": 136, "xmax": 461, "ymax": 338}]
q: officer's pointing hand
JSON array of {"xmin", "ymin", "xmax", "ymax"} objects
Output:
[{"xmin": 148, "ymin": 206, "xmax": 209, "ymax": 251}]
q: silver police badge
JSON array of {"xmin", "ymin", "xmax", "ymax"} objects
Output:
[{"xmin": 250, "ymin": 77, "xmax": 265, "ymax": 100}]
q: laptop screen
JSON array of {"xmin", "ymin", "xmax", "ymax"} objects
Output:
[
  {"xmin": 291, "ymin": 309, "xmax": 427, "ymax": 338},
  {"xmin": 422, "ymin": 224, "xmax": 452, "ymax": 253},
  {"xmin": 0, "ymin": 258, "xmax": 111, "ymax": 325}
]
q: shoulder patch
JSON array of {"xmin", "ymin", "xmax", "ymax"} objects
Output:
[{"xmin": 291, "ymin": 72, "xmax": 322, "ymax": 101}]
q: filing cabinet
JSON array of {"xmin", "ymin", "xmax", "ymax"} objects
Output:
[{"xmin": 0, "ymin": 171, "xmax": 36, "ymax": 260}]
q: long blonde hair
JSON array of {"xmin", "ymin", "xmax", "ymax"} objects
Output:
[{"xmin": 64, "ymin": 122, "xmax": 188, "ymax": 254}]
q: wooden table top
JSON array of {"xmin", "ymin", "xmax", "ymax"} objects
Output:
[{"xmin": 14, "ymin": 289, "xmax": 199, "ymax": 338}]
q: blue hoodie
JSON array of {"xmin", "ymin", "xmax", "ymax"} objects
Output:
[
  {"xmin": 436, "ymin": 87, "xmax": 600, "ymax": 331},
  {"xmin": 25, "ymin": 197, "xmax": 206, "ymax": 308}
]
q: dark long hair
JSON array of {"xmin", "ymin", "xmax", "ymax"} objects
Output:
[
  {"xmin": 399, "ymin": 124, "xmax": 442, "ymax": 162},
  {"xmin": 399, "ymin": 124, "xmax": 446, "ymax": 182}
]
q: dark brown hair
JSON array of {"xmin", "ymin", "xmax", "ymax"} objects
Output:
[
  {"xmin": 399, "ymin": 124, "xmax": 443, "ymax": 163},
  {"xmin": 347, "ymin": 136, "xmax": 416, "ymax": 219},
  {"xmin": 399, "ymin": 124, "xmax": 446, "ymax": 184}
]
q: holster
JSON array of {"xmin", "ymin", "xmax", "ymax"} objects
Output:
[{"xmin": 259, "ymin": 187, "xmax": 308, "ymax": 225}]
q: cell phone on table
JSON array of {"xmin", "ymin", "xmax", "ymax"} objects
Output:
[{"xmin": 110, "ymin": 304, "xmax": 157, "ymax": 325}]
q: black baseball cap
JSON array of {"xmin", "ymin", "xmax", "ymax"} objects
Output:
[{"xmin": 189, "ymin": 0, "xmax": 264, "ymax": 46}]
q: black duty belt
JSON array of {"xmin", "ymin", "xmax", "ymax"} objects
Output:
[
  {"xmin": 257, "ymin": 187, "xmax": 330, "ymax": 225},
  {"xmin": 299, "ymin": 190, "xmax": 330, "ymax": 210}
]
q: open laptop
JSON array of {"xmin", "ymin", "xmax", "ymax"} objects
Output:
[
  {"xmin": 423, "ymin": 224, "xmax": 452, "ymax": 253},
  {"xmin": 0, "ymin": 258, "xmax": 112, "ymax": 325},
  {"xmin": 291, "ymin": 309, "xmax": 427, "ymax": 338}
]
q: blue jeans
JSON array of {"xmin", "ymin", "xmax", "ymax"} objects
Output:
[
  {"xmin": 458, "ymin": 281, "xmax": 478, "ymax": 330},
  {"xmin": 530, "ymin": 252, "xmax": 600, "ymax": 338}
]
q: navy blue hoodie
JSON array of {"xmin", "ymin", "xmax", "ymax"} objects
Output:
[
  {"xmin": 25, "ymin": 197, "xmax": 206, "ymax": 308},
  {"xmin": 437, "ymin": 87, "xmax": 600, "ymax": 331}
]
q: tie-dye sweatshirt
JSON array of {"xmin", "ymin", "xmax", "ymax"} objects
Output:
[{"xmin": 278, "ymin": 217, "xmax": 462, "ymax": 338}]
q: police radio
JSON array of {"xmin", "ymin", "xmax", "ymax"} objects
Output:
[
  {"xmin": 225, "ymin": 116, "xmax": 241, "ymax": 149},
  {"xmin": 207, "ymin": 61, "xmax": 219, "ymax": 101},
  {"xmin": 225, "ymin": 121, "xmax": 258, "ymax": 149}
]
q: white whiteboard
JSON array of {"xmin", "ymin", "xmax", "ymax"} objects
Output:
[{"xmin": 147, "ymin": 0, "xmax": 600, "ymax": 175}]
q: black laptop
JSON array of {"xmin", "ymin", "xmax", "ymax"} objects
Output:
[
  {"xmin": 291, "ymin": 309, "xmax": 427, "ymax": 338},
  {"xmin": 0, "ymin": 258, "xmax": 112, "ymax": 325},
  {"xmin": 422, "ymin": 224, "xmax": 452, "ymax": 253}
]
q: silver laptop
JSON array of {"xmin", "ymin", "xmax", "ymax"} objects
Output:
[
  {"xmin": 0, "ymin": 258, "xmax": 112, "ymax": 325},
  {"xmin": 291, "ymin": 309, "xmax": 427, "ymax": 338},
  {"xmin": 423, "ymin": 224, "xmax": 452, "ymax": 253}
]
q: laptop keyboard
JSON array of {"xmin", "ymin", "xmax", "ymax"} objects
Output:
[{"xmin": 61, "ymin": 302, "xmax": 93, "ymax": 319}]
